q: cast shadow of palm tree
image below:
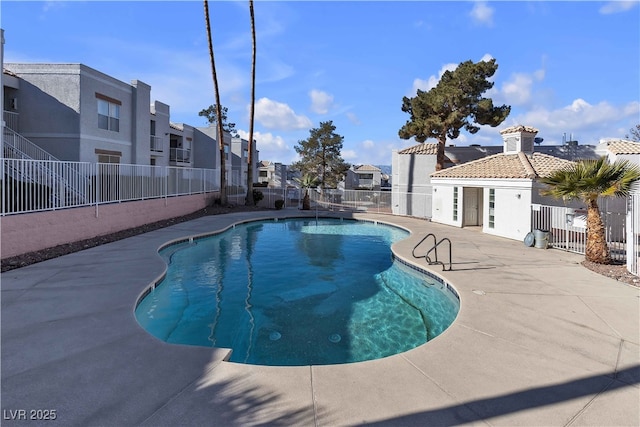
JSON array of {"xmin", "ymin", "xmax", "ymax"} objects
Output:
[{"xmin": 195, "ymin": 376, "xmax": 313, "ymax": 426}]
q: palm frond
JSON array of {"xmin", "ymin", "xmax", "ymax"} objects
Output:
[{"xmin": 540, "ymin": 156, "xmax": 640, "ymax": 203}]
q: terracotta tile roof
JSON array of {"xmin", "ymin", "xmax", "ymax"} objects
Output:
[
  {"xmin": 500, "ymin": 125, "xmax": 539, "ymax": 134},
  {"xmin": 603, "ymin": 140, "xmax": 640, "ymax": 155},
  {"xmin": 431, "ymin": 152, "xmax": 573, "ymax": 179},
  {"xmin": 355, "ymin": 164, "xmax": 381, "ymax": 172},
  {"xmin": 398, "ymin": 143, "xmax": 439, "ymax": 155}
]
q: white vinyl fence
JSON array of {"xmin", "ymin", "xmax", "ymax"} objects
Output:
[
  {"xmin": 627, "ymin": 184, "xmax": 640, "ymax": 275},
  {"xmin": 309, "ymin": 189, "xmax": 394, "ymax": 214},
  {"xmin": 2, "ymin": 158, "xmax": 219, "ymax": 215},
  {"xmin": 531, "ymin": 204, "xmax": 627, "ymax": 262}
]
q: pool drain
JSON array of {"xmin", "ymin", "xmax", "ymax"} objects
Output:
[
  {"xmin": 329, "ymin": 333, "xmax": 341, "ymax": 343},
  {"xmin": 269, "ymin": 331, "xmax": 282, "ymax": 341}
]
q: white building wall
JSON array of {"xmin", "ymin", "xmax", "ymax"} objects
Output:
[
  {"xmin": 432, "ymin": 178, "xmax": 533, "ymax": 241},
  {"xmin": 483, "ymin": 184, "xmax": 532, "ymax": 241},
  {"xmin": 151, "ymin": 101, "xmax": 171, "ymax": 167},
  {"xmin": 431, "ymin": 184, "xmax": 460, "ymax": 227},
  {"xmin": 392, "ymin": 150, "xmax": 436, "ymax": 216},
  {"xmin": 78, "ymin": 65, "xmax": 137, "ymax": 163}
]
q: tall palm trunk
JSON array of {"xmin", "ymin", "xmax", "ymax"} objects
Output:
[
  {"xmin": 204, "ymin": 0, "xmax": 227, "ymax": 205},
  {"xmin": 585, "ymin": 199, "xmax": 611, "ymax": 264},
  {"xmin": 245, "ymin": 0, "xmax": 256, "ymax": 206}
]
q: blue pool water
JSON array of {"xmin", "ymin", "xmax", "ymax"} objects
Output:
[{"xmin": 135, "ymin": 218, "xmax": 459, "ymax": 366}]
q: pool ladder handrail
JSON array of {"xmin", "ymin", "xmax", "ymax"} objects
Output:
[{"xmin": 412, "ymin": 233, "xmax": 452, "ymax": 271}]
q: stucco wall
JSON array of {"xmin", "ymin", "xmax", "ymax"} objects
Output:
[
  {"xmin": 431, "ymin": 185, "xmax": 459, "ymax": 227},
  {"xmin": 392, "ymin": 151, "xmax": 436, "ymax": 217},
  {"xmin": 432, "ymin": 179, "xmax": 534, "ymax": 241},
  {"xmin": 482, "ymin": 186, "xmax": 532, "ymax": 241},
  {"xmin": 1, "ymin": 193, "xmax": 216, "ymax": 259}
]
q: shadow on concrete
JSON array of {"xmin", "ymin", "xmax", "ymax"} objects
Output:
[
  {"xmin": 366, "ymin": 365, "xmax": 640, "ymax": 426},
  {"xmin": 170, "ymin": 374, "xmax": 313, "ymax": 426}
]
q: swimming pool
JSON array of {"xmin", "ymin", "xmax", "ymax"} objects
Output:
[{"xmin": 135, "ymin": 218, "xmax": 459, "ymax": 366}]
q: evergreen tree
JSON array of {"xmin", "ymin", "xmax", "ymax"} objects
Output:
[
  {"xmin": 625, "ymin": 124, "xmax": 640, "ymax": 142},
  {"xmin": 399, "ymin": 58, "xmax": 511, "ymax": 170},
  {"xmin": 292, "ymin": 121, "xmax": 350, "ymax": 189},
  {"xmin": 199, "ymin": 104, "xmax": 238, "ymax": 138}
]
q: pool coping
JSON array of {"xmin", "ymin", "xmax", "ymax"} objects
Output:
[{"xmin": 1, "ymin": 209, "xmax": 638, "ymax": 426}]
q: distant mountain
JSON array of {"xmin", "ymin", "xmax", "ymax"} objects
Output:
[{"xmin": 375, "ymin": 165, "xmax": 392, "ymax": 175}]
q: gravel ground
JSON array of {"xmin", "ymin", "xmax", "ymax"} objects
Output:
[
  {"xmin": 2, "ymin": 206, "xmax": 639, "ymax": 287},
  {"xmin": 1, "ymin": 204, "xmax": 269, "ymax": 273}
]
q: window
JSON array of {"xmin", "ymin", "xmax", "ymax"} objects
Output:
[
  {"xmin": 259, "ymin": 171, "xmax": 268, "ymax": 178},
  {"xmin": 95, "ymin": 149, "xmax": 121, "ymax": 164},
  {"xmin": 489, "ymin": 188, "xmax": 495, "ymax": 228},
  {"xmin": 453, "ymin": 187, "xmax": 458, "ymax": 221},
  {"xmin": 96, "ymin": 94, "xmax": 121, "ymax": 132},
  {"xmin": 359, "ymin": 173, "xmax": 374, "ymax": 180}
]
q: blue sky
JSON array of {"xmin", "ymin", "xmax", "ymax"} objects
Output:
[{"xmin": 2, "ymin": 1, "xmax": 639, "ymax": 166}]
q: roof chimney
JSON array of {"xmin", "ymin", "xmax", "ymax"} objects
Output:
[{"xmin": 499, "ymin": 125, "xmax": 538, "ymax": 155}]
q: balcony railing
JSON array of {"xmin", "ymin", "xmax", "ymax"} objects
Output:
[{"xmin": 169, "ymin": 147, "xmax": 191, "ymax": 164}]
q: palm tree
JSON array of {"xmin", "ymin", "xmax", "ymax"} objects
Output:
[
  {"xmin": 295, "ymin": 173, "xmax": 318, "ymax": 210},
  {"xmin": 245, "ymin": 0, "xmax": 257, "ymax": 206},
  {"xmin": 540, "ymin": 157, "xmax": 640, "ymax": 264},
  {"xmin": 204, "ymin": 0, "xmax": 227, "ymax": 205}
]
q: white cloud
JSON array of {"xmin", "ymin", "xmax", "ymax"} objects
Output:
[
  {"xmin": 342, "ymin": 149, "xmax": 358, "ymax": 162},
  {"xmin": 258, "ymin": 58, "xmax": 295, "ymax": 84},
  {"xmin": 469, "ymin": 2, "xmax": 494, "ymax": 27},
  {"xmin": 479, "ymin": 53, "xmax": 495, "ymax": 63},
  {"xmin": 508, "ymin": 99, "xmax": 640, "ymax": 143},
  {"xmin": 411, "ymin": 54, "xmax": 494, "ymax": 95},
  {"xmin": 411, "ymin": 62, "xmax": 457, "ymax": 94},
  {"xmin": 499, "ymin": 70, "xmax": 545, "ymax": 106},
  {"xmin": 346, "ymin": 112, "xmax": 361, "ymax": 125},
  {"xmin": 344, "ymin": 139, "xmax": 401, "ymax": 165},
  {"xmin": 237, "ymin": 129, "xmax": 296, "ymax": 163},
  {"xmin": 254, "ymin": 97, "xmax": 312, "ymax": 130},
  {"xmin": 599, "ymin": 1, "xmax": 638, "ymax": 14},
  {"xmin": 309, "ymin": 90, "xmax": 334, "ymax": 114},
  {"xmin": 42, "ymin": 1, "xmax": 66, "ymax": 14}
]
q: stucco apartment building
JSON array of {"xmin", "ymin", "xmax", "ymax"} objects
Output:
[
  {"xmin": 344, "ymin": 164, "xmax": 387, "ymax": 190},
  {"xmin": 2, "ymin": 52, "xmax": 257, "ymax": 185}
]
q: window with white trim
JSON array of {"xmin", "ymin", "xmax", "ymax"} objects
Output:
[
  {"xmin": 96, "ymin": 94, "xmax": 121, "ymax": 132},
  {"xmin": 489, "ymin": 188, "xmax": 495, "ymax": 228},
  {"xmin": 453, "ymin": 187, "xmax": 458, "ymax": 221}
]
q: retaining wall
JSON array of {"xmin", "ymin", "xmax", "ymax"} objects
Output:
[{"xmin": 1, "ymin": 193, "xmax": 216, "ymax": 259}]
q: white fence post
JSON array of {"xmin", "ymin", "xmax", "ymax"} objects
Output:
[{"xmin": 1, "ymin": 159, "xmax": 219, "ymax": 216}]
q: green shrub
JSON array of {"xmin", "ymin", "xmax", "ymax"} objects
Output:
[
  {"xmin": 252, "ymin": 189, "xmax": 264, "ymax": 204},
  {"xmin": 275, "ymin": 199, "xmax": 285, "ymax": 210}
]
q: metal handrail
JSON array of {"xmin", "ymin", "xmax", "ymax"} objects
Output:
[
  {"xmin": 412, "ymin": 233, "xmax": 437, "ymax": 259},
  {"xmin": 412, "ymin": 233, "xmax": 453, "ymax": 271}
]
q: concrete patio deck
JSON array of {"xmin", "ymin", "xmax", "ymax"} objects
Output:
[{"xmin": 1, "ymin": 209, "xmax": 638, "ymax": 426}]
